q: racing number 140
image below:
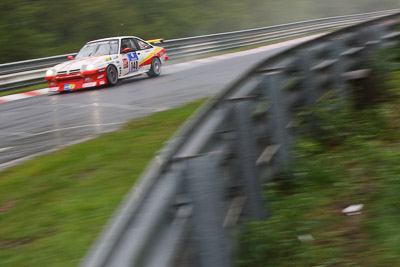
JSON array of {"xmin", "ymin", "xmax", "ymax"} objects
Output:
[
  {"xmin": 127, "ymin": 52, "xmax": 139, "ymax": 72},
  {"xmin": 130, "ymin": 60, "xmax": 139, "ymax": 72}
]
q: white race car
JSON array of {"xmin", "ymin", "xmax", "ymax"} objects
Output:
[{"xmin": 45, "ymin": 36, "xmax": 168, "ymax": 92}]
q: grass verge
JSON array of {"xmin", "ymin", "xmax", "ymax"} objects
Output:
[
  {"xmin": 0, "ymin": 99, "xmax": 205, "ymax": 267},
  {"xmin": 238, "ymin": 46, "xmax": 400, "ymax": 266}
]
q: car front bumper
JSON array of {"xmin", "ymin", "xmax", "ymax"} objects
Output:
[{"xmin": 46, "ymin": 67, "xmax": 108, "ymax": 92}]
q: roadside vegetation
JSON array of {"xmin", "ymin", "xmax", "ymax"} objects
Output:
[
  {"xmin": 0, "ymin": 100, "xmax": 204, "ymax": 267},
  {"xmin": 1, "ymin": 0, "xmax": 398, "ymax": 63},
  {"xmin": 238, "ymin": 45, "xmax": 400, "ymax": 266}
]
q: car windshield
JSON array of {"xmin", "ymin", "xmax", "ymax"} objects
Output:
[{"xmin": 75, "ymin": 40, "xmax": 119, "ymax": 59}]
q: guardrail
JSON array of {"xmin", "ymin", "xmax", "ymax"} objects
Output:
[
  {"xmin": 0, "ymin": 9, "xmax": 399, "ymax": 92},
  {"xmin": 80, "ymin": 11, "xmax": 400, "ymax": 267}
]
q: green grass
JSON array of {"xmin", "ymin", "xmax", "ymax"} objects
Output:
[
  {"xmin": 238, "ymin": 49, "xmax": 400, "ymax": 266},
  {"xmin": 0, "ymin": 99, "xmax": 205, "ymax": 267},
  {"xmin": 0, "ymin": 83, "xmax": 48, "ymax": 97}
]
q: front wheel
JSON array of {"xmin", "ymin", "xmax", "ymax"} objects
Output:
[
  {"xmin": 147, "ymin": 57, "xmax": 161, "ymax": 78},
  {"xmin": 106, "ymin": 65, "xmax": 118, "ymax": 86}
]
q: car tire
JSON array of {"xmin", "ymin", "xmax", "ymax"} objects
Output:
[
  {"xmin": 106, "ymin": 65, "xmax": 118, "ymax": 86},
  {"xmin": 147, "ymin": 57, "xmax": 161, "ymax": 78}
]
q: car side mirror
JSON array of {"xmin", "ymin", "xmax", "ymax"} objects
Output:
[
  {"xmin": 122, "ymin": 48, "xmax": 130, "ymax": 53},
  {"xmin": 67, "ymin": 55, "xmax": 74, "ymax": 60}
]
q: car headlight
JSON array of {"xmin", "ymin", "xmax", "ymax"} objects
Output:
[
  {"xmin": 82, "ymin": 64, "xmax": 95, "ymax": 71},
  {"xmin": 46, "ymin": 69, "xmax": 56, "ymax": 76}
]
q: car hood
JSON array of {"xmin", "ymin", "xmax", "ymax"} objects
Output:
[{"xmin": 52, "ymin": 55, "xmax": 114, "ymax": 72}]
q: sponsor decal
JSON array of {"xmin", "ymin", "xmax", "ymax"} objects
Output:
[
  {"xmin": 105, "ymin": 57, "xmax": 111, "ymax": 61},
  {"xmin": 49, "ymin": 87, "xmax": 59, "ymax": 92},
  {"xmin": 82, "ymin": 82, "xmax": 97, "ymax": 88},
  {"xmin": 64, "ymin": 84, "xmax": 75, "ymax": 90},
  {"xmin": 123, "ymin": 58, "xmax": 128, "ymax": 69},
  {"xmin": 139, "ymin": 56, "xmax": 154, "ymax": 67},
  {"xmin": 99, "ymin": 81, "xmax": 105, "ymax": 85},
  {"xmin": 127, "ymin": 52, "xmax": 139, "ymax": 73},
  {"xmin": 85, "ymin": 78, "xmax": 93, "ymax": 82},
  {"xmin": 98, "ymin": 74, "xmax": 104, "ymax": 79},
  {"xmin": 50, "ymin": 82, "xmax": 56, "ymax": 86}
]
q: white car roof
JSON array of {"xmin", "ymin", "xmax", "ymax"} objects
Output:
[{"xmin": 87, "ymin": 36, "xmax": 140, "ymax": 43}]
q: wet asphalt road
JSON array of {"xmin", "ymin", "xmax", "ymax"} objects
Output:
[{"xmin": 0, "ymin": 47, "xmax": 285, "ymax": 169}]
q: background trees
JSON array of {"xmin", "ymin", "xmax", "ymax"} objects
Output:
[{"xmin": 0, "ymin": 0, "xmax": 398, "ymax": 63}]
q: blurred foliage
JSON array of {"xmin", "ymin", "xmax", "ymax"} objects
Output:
[
  {"xmin": 0, "ymin": 0, "xmax": 398, "ymax": 63},
  {"xmin": 238, "ymin": 45, "xmax": 400, "ymax": 266}
]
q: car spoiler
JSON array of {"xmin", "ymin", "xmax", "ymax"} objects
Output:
[{"xmin": 146, "ymin": 39, "xmax": 165, "ymax": 44}]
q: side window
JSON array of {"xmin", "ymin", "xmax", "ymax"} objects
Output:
[
  {"xmin": 120, "ymin": 39, "xmax": 129, "ymax": 52},
  {"xmin": 120, "ymin": 38, "xmax": 138, "ymax": 52},
  {"xmin": 136, "ymin": 39, "xmax": 152, "ymax": 50}
]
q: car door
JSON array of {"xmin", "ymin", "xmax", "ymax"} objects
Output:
[
  {"xmin": 133, "ymin": 38, "xmax": 154, "ymax": 72},
  {"xmin": 119, "ymin": 38, "xmax": 146, "ymax": 78}
]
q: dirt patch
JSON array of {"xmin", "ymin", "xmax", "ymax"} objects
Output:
[
  {"xmin": 77, "ymin": 168, "xmax": 97, "ymax": 181},
  {"xmin": 0, "ymin": 200, "xmax": 19, "ymax": 214},
  {"xmin": 0, "ymin": 238, "xmax": 35, "ymax": 249}
]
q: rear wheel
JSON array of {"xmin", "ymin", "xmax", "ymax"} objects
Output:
[
  {"xmin": 106, "ymin": 65, "xmax": 118, "ymax": 86},
  {"xmin": 147, "ymin": 57, "xmax": 161, "ymax": 78}
]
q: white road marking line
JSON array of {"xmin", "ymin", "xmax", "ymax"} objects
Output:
[
  {"xmin": 0, "ymin": 123, "xmax": 126, "ymax": 138},
  {"xmin": 90, "ymin": 102, "xmax": 170, "ymax": 111},
  {"xmin": 0, "ymin": 103, "xmax": 86, "ymax": 112},
  {"xmin": 0, "ymin": 147, "xmax": 13, "ymax": 152},
  {"xmin": 1, "ymin": 94, "xmax": 32, "ymax": 101},
  {"xmin": 0, "ymin": 131, "xmax": 34, "ymax": 137},
  {"xmin": 34, "ymin": 88, "xmax": 49, "ymax": 94},
  {"xmin": 154, "ymin": 107, "xmax": 171, "ymax": 112},
  {"xmin": 16, "ymin": 122, "xmax": 127, "ymax": 137}
]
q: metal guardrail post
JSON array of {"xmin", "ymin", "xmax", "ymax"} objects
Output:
[
  {"xmin": 330, "ymin": 38, "xmax": 348, "ymax": 98},
  {"xmin": 186, "ymin": 153, "xmax": 231, "ymax": 267},
  {"xmin": 231, "ymin": 98, "xmax": 267, "ymax": 220},
  {"xmin": 267, "ymin": 72, "xmax": 291, "ymax": 169},
  {"xmin": 365, "ymin": 26, "xmax": 382, "ymax": 56},
  {"xmin": 358, "ymin": 30, "xmax": 372, "ymax": 65},
  {"xmin": 298, "ymin": 50, "xmax": 317, "ymax": 107}
]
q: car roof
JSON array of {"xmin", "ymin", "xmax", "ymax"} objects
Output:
[{"xmin": 87, "ymin": 36, "xmax": 140, "ymax": 43}]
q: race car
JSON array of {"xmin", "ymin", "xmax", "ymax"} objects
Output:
[{"xmin": 45, "ymin": 36, "xmax": 168, "ymax": 92}]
